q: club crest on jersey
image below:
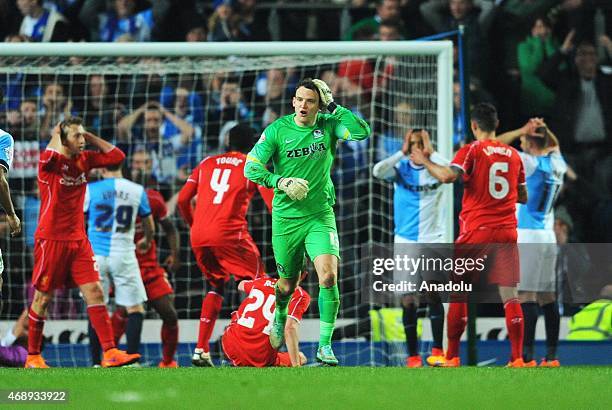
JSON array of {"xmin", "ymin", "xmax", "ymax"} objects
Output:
[{"xmin": 313, "ymin": 129, "xmax": 324, "ymax": 139}]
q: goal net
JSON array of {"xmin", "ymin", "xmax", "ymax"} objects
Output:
[{"xmin": 0, "ymin": 42, "xmax": 452, "ymax": 366}]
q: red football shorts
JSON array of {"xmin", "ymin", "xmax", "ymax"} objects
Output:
[
  {"xmin": 141, "ymin": 265, "xmax": 174, "ymax": 301},
  {"xmin": 454, "ymin": 227, "xmax": 519, "ymax": 287},
  {"xmin": 193, "ymin": 236, "xmax": 265, "ymax": 288},
  {"xmin": 221, "ymin": 327, "xmax": 286, "ymax": 367},
  {"xmin": 32, "ymin": 238, "xmax": 100, "ymax": 292}
]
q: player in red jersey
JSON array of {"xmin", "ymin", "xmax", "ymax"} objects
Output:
[
  {"xmin": 222, "ymin": 273, "xmax": 310, "ymax": 367},
  {"xmin": 412, "ymin": 103, "xmax": 528, "ymax": 368},
  {"xmin": 26, "ymin": 117, "xmax": 140, "ymax": 368},
  {"xmin": 177, "ymin": 123, "xmax": 274, "ymax": 367},
  {"xmin": 110, "ymin": 155, "xmax": 181, "ymax": 367}
]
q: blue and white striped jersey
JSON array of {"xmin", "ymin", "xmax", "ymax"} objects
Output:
[
  {"xmin": 84, "ymin": 177, "xmax": 151, "ymax": 256},
  {"xmin": 374, "ymin": 151, "xmax": 448, "ymax": 242},
  {"xmin": 517, "ymin": 151, "xmax": 567, "ymax": 230}
]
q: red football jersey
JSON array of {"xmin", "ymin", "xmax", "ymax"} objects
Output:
[
  {"xmin": 451, "ymin": 139, "xmax": 525, "ymax": 234},
  {"xmin": 177, "ymin": 151, "xmax": 274, "ymax": 247},
  {"xmin": 36, "ymin": 147, "xmax": 125, "ymax": 240},
  {"xmin": 134, "ymin": 189, "xmax": 168, "ymax": 267},
  {"xmin": 225, "ymin": 277, "xmax": 310, "ymax": 367}
]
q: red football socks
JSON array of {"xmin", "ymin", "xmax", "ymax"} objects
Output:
[
  {"xmin": 27, "ymin": 309, "xmax": 46, "ymax": 355},
  {"xmin": 88, "ymin": 304, "xmax": 115, "ymax": 352},
  {"xmin": 446, "ymin": 302, "xmax": 467, "ymax": 360},
  {"xmin": 504, "ymin": 298, "xmax": 524, "ymax": 361},
  {"xmin": 111, "ymin": 309, "xmax": 128, "ymax": 345},
  {"xmin": 161, "ymin": 322, "xmax": 179, "ymax": 364},
  {"xmin": 196, "ymin": 292, "xmax": 223, "ymax": 352}
]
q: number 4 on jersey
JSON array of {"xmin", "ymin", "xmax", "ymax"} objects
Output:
[{"xmin": 210, "ymin": 168, "xmax": 232, "ymax": 204}]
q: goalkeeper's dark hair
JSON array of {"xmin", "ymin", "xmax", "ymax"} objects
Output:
[
  {"xmin": 59, "ymin": 116, "xmax": 84, "ymax": 143},
  {"xmin": 470, "ymin": 103, "xmax": 498, "ymax": 133},
  {"xmin": 228, "ymin": 123, "xmax": 256, "ymax": 153},
  {"xmin": 295, "ymin": 78, "xmax": 322, "ymax": 106}
]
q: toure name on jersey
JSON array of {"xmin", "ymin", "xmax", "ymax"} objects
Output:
[{"xmin": 286, "ymin": 142, "xmax": 326, "ymax": 160}]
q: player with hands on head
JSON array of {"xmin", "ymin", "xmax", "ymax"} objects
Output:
[
  {"xmin": 244, "ymin": 78, "xmax": 371, "ymax": 365},
  {"xmin": 373, "ymin": 128, "xmax": 449, "ymax": 368},
  {"xmin": 25, "ymin": 118, "xmax": 139, "ymax": 368},
  {"xmin": 498, "ymin": 118, "xmax": 567, "ymax": 367}
]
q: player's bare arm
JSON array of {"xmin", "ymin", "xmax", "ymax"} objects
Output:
[
  {"xmin": 284, "ymin": 318, "xmax": 304, "ymax": 367},
  {"xmin": 412, "ymin": 147, "xmax": 461, "ymax": 183},
  {"xmin": 0, "ymin": 168, "xmax": 20, "ymax": 236},
  {"xmin": 136, "ymin": 214, "xmax": 155, "ymax": 254},
  {"xmin": 46, "ymin": 122, "xmax": 63, "ymax": 151},
  {"xmin": 159, "ymin": 218, "xmax": 180, "ymax": 273}
]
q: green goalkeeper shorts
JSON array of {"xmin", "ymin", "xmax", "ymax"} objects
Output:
[{"xmin": 272, "ymin": 208, "xmax": 340, "ymax": 279}]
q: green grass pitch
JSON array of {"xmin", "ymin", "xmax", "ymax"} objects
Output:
[{"xmin": 1, "ymin": 367, "xmax": 610, "ymax": 409}]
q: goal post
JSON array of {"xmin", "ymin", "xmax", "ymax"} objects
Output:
[{"xmin": 0, "ymin": 41, "xmax": 453, "ymax": 366}]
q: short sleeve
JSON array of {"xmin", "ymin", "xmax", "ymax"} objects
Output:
[
  {"xmin": 518, "ymin": 155, "xmax": 526, "ymax": 185},
  {"xmin": 287, "ymin": 288, "xmax": 311, "ymax": 322},
  {"xmin": 451, "ymin": 144, "xmax": 471, "ymax": 174},
  {"xmin": 138, "ymin": 188, "xmax": 152, "ymax": 217},
  {"xmin": 39, "ymin": 149, "xmax": 62, "ymax": 173},
  {"xmin": 84, "ymin": 148, "xmax": 125, "ymax": 170},
  {"xmin": 518, "ymin": 151, "xmax": 538, "ymax": 178}
]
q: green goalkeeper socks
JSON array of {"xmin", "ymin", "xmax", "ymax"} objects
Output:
[
  {"xmin": 274, "ymin": 283, "xmax": 291, "ymax": 322},
  {"xmin": 318, "ymin": 284, "xmax": 340, "ymax": 347}
]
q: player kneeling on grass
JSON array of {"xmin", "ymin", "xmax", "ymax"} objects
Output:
[{"xmin": 222, "ymin": 271, "xmax": 310, "ymax": 367}]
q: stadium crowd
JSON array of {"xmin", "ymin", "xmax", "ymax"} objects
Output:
[{"xmin": 0, "ymin": 0, "xmax": 610, "ymax": 341}]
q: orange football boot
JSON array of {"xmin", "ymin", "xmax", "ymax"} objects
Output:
[
  {"xmin": 426, "ymin": 348, "xmax": 446, "ymax": 367},
  {"xmin": 506, "ymin": 358, "xmax": 525, "ymax": 368},
  {"xmin": 442, "ymin": 357, "xmax": 460, "ymax": 367},
  {"xmin": 101, "ymin": 348, "xmax": 140, "ymax": 368},
  {"xmin": 524, "ymin": 359, "xmax": 537, "ymax": 368},
  {"xmin": 540, "ymin": 359, "xmax": 560, "ymax": 367},
  {"xmin": 406, "ymin": 355, "xmax": 423, "ymax": 368},
  {"xmin": 24, "ymin": 354, "xmax": 50, "ymax": 368},
  {"xmin": 159, "ymin": 360, "xmax": 179, "ymax": 368}
]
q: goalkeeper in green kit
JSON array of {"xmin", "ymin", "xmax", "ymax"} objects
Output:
[{"xmin": 244, "ymin": 78, "xmax": 370, "ymax": 365}]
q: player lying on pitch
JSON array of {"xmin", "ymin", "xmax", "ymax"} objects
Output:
[{"xmin": 221, "ymin": 271, "xmax": 310, "ymax": 367}]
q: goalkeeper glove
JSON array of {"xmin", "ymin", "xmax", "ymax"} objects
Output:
[
  {"xmin": 312, "ymin": 79, "xmax": 337, "ymax": 113},
  {"xmin": 277, "ymin": 177, "xmax": 309, "ymax": 201}
]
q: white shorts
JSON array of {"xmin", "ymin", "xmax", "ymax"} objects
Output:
[
  {"xmin": 517, "ymin": 229, "xmax": 558, "ymax": 292},
  {"xmin": 95, "ymin": 253, "xmax": 147, "ymax": 307}
]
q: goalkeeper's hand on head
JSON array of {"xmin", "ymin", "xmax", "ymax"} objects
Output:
[
  {"xmin": 277, "ymin": 177, "xmax": 309, "ymax": 201},
  {"xmin": 312, "ymin": 79, "xmax": 337, "ymax": 113}
]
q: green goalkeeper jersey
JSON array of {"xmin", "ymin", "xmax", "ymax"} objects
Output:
[{"xmin": 245, "ymin": 105, "xmax": 371, "ymax": 218}]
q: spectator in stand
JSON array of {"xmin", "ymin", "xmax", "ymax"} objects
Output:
[
  {"xmin": 255, "ymin": 69, "xmax": 290, "ymax": 128},
  {"xmin": 544, "ymin": 40, "xmax": 612, "ymax": 165},
  {"xmin": 420, "ymin": 0, "xmax": 495, "ymax": 80},
  {"xmin": 206, "ymin": 76, "xmax": 251, "ymax": 145},
  {"xmin": 185, "ymin": 26, "xmax": 207, "ymax": 42},
  {"xmin": 79, "ymin": 0, "xmax": 170, "ymax": 42},
  {"xmin": 82, "ymin": 75, "xmax": 120, "ymax": 140},
  {"xmin": 344, "ymin": 0, "xmax": 402, "ymax": 41},
  {"xmin": 39, "ymin": 82, "xmax": 74, "ymax": 141},
  {"xmin": 118, "ymin": 101, "xmax": 195, "ymax": 183},
  {"xmin": 517, "ymin": 16, "xmax": 564, "ymax": 119},
  {"xmin": 207, "ymin": 0, "xmax": 240, "ymax": 42},
  {"xmin": 399, "ymin": 0, "xmax": 434, "ymax": 39},
  {"xmin": 234, "ymin": 0, "xmax": 270, "ymax": 41},
  {"xmin": 19, "ymin": 99, "xmax": 39, "ymax": 142},
  {"xmin": 17, "ymin": 0, "xmax": 70, "ymax": 42}
]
